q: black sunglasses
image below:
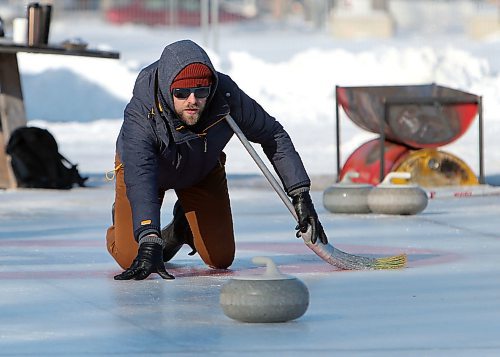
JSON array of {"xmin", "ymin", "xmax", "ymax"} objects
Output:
[{"xmin": 172, "ymin": 86, "xmax": 211, "ymax": 99}]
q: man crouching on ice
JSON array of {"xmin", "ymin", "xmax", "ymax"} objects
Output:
[{"xmin": 106, "ymin": 39, "xmax": 327, "ymax": 280}]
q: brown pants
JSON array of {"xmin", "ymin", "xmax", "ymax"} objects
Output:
[{"xmin": 106, "ymin": 155, "xmax": 235, "ymax": 270}]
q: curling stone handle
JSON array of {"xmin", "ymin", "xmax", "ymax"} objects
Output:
[
  {"xmin": 252, "ymin": 257, "xmax": 287, "ymax": 279},
  {"xmin": 381, "ymin": 172, "xmax": 411, "ymax": 185},
  {"xmin": 340, "ymin": 171, "xmax": 360, "ymax": 184}
]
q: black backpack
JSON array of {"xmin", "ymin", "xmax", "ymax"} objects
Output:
[{"xmin": 6, "ymin": 126, "xmax": 87, "ymax": 189}]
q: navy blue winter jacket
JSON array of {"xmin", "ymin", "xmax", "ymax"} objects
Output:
[{"xmin": 116, "ymin": 40, "xmax": 310, "ymax": 241}]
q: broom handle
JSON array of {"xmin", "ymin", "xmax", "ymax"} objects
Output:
[
  {"xmin": 225, "ymin": 115, "xmax": 299, "ymax": 221},
  {"xmin": 225, "ymin": 115, "xmax": 408, "ymax": 270}
]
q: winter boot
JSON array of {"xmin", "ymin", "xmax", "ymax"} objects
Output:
[{"xmin": 161, "ymin": 201, "xmax": 197, "ymax": 262}]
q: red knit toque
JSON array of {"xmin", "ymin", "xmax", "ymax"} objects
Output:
[{"xmin": 170, "ymin": 63, "xmax": 213, "ymax": 91}]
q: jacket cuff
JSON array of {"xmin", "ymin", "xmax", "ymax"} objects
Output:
[
  {"xmin": 134, "ymin": 225, "xmax": 161, "ymax": 243},
  {"xmin": 288, "ymin": 186, "xmax": 310, "ymax": 197},
  {"xmin": 138, "ymin": 234, "xmax": 165, "ymax": 248}
]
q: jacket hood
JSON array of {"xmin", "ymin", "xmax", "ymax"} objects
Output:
[{"xmin": 157, "ymin": 40, "xmax": 218, "ymax": 114}]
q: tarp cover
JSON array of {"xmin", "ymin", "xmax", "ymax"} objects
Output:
[{"xmin": 337, "ymin": 84, "xmax": 479, "ymax": 148}]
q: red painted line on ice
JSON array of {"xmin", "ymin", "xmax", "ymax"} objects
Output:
[
  {"xmin": 236, "ymin": 242, "xmax": 460, "ymax": 270},
  {"xmin": 0, "ymin": 240, "xmax": 458, "ymax": 279},
  {"xmin": 0, "ymin": 270, "xmax": 113, "ymax": 280},
  {"xmin": 0, "ymin": 239, "xmax": 101, "ymax": 247}
]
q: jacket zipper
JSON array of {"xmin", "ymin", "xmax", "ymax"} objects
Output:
[
  {"xmin": 174, "ymin": 116, "xmax": 227, "ymax": 153},
  {"xmin": 202, "ymin": 135, "xmax": 208, "ymax": 152},
  {"xmin": 197, "ymin": 116, "xmax": 226, "ymax": 153}
]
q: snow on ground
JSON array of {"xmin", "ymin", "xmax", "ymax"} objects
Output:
[{"xmin": 13, "ymin": 16, "xmax": 500, "ymax": 178}]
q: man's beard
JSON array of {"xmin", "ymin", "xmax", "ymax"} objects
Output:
[
  {"xmin": 180, "ymin": 113, "xmax": 200, "ymax": 126},
  {"xmin": 177, "ymin": 105, "xmax": 204, "ymax": 126}
]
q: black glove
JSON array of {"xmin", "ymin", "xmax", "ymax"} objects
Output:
[
  {"xmin": 292, "ymin": 191, "xmax": 328, "ymax": 245},
  {"xmin": 114, "ymin": 242, "xmax": 175, "ymax": 280}
]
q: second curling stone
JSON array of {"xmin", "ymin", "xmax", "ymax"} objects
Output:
[
  {"xmin": 323, "ymin": 172, "xmax": 373, "ymax": 214},
  {"xmin": 368, "ymin": 172, "xmax": 428, "ymax": 215}
]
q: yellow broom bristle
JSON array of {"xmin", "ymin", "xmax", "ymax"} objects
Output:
[{"xmin": 373, "ymin": 254, "xmax": 408, "ymax": 270}]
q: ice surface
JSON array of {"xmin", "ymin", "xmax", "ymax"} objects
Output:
[
  {"xmin": 2, "ymin": 10, "xmax": 500, "ymax": 355},
  {"xmin": 1, "ymin": 182, "xmax": 500, "ymax": 355}
]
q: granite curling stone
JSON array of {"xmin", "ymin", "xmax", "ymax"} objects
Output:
[
  {"xmin": 323, "ymin": 171, "xmax": 373, "ymax": 214},
  {"xmin": 367, "ymin": 172, "xmax": 428, "ymax": 215},
  {"xmin": 219, "ymin": 257, "xmax": 309, "ymax": 323}
]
